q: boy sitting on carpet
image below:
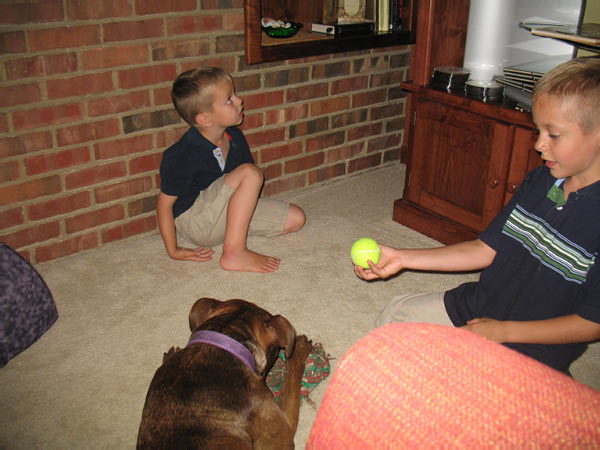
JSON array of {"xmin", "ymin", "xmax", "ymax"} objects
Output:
[
  {"xmin": 157, "ymin": 67, "xmax": 305, "ymax": 273},
  {"xmin": 355, "ymin": 57, "xmax": 600, "ymax": 374}
]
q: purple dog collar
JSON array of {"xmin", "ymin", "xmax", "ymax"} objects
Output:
[{"xmin": 187, "ymin": 330, "xmax": 256, "ymax": 372}]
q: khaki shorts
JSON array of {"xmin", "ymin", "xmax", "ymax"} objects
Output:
[
  {"xmin": 377, "ymin": 292, "xmax": 453, "ymax": 328},
  {"xmin": 174, "ymin": 176, "xmax": 290, "ymax": 247}
]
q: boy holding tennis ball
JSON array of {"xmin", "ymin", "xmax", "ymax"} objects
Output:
[{"xmin": 354, "ymin": 58, "xmax": 600, "ymax": 375}]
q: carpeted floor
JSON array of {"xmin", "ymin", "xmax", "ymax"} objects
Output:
[{"xmin": 1, "ymin": 163, "xmax": 598, "ymax": 449}]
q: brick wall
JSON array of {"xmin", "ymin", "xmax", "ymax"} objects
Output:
[{"xmin": 0, "ymin": 0, "xmax": 411, "ymax": 264}]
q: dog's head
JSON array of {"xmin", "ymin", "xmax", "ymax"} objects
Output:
[{"xmin": 189, "ymin": 298, "xmax": 296, "ymax": 376}]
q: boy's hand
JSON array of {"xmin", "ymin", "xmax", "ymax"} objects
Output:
[
  {"xmin": 170, "ymin": 246, "xmax": 214, "ymax": 262},
  {"xmin": 354, "ymin": 244, "xmax": 404, "ymax": 280},
  {"xmin": 463, "ymin": 317, "xmax": 506, "ymax": 343}
]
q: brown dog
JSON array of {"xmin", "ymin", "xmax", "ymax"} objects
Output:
[{"xmin": 137, "ymin": 297, "xmax": 311, "ymax": 449}]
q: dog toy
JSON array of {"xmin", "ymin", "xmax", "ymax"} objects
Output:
[
  {"xmin": 266, "ymin": 343, "xmax": 331, "ymax": 404},
  {"xmin": 351, "ymin": 237, "xmax": 381, "ymax": 269}
]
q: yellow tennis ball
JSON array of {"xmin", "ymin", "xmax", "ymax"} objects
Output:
[{"xmin": 351, "ymin": 238, "xmax": 381, "ymax": 269}]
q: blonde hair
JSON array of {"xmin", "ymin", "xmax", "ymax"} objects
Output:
[
  {"xmin": 532, "ymin": 57, "xmax": 600, "ymax": 133},
  {"xmin": 171, "ymin": 66, "xmax": 231, "ymax": 126}
]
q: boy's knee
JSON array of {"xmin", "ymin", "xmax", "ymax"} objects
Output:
[
  {"xmin": 284, "ymin": 204, "xmax": 305, "ymax": 233},
  {"xmin": 226, "ymin": 163, "xmax": 263, "ymax": 186}
]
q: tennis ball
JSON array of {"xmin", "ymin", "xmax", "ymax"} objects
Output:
[{"xmin": 351, "ymin": 238, "xmax": 381, "ymax": 269}]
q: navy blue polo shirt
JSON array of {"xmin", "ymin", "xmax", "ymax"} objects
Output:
[
  {"xmin": 159, "ymin": 126, "xmax": 254, "ymax": 218},
  {"xmin": 444, "ymin": 166, "xmax": 600, "ymax": 372}
]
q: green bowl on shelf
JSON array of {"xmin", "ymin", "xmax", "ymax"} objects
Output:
[{"xmin": 262, "ymin": 22, "xmax": 303, "ymax": 38}]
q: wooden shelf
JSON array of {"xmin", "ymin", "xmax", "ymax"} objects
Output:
[{"xmin": 244, "ymin": 0, "xmax": 417, "ymax": 65}]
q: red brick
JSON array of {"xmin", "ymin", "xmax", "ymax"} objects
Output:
[
  {"xmin": 35, "ymin": 232, "xmax": 99, "ymax": 263},
  {"xmin": 327, "ymin": 142, "xmax": 364, "ymax": 163},
  {"xmin": 306, "ymin": 131, "xmax": 345, "ymax": 153},
  {"xmin": 65, "ymin": 161, "xmax": 127, "ymax": 190},
  {"xmin": 0, "ymin": 207, "xmax": 24, "ymax": 228},
  {"xmin": 47, "ymin": 72, "xmax": 114, "ymax": 100},
  {"xmin": 25, "ymin": 146, "xmax": 91, "ymax": 175},
  {"xmin": 243, "ymin": 90, "xmax": 284, "ymax": 111},
  {"xmin": 308, "ymin": 163, "xmax": 346, "ymax": 185},
  {"xmin": 128, "ymin": 194, "xmax": 157, "ymax": 217},
  {"xmin": 129, "ymin": 152, "xmax": 162, "ymax": 175},
  {"xmin": 165, "ymin": 15, "xmax": 222, "ymax": 36},
  {"xmin": 88, "ymin": 90, "xmax": 151, "ymax": 118},
  {"xmin": 331, "ymin": 75, "xmax": 369, "ymax": 94},
  {"xmin": 0, "ymin": 31, "xmax": 26, "ymax": 53},
  {"xmin": 151, "ymin": 39, "xmax": 210, "ymax": 61},
  {"xmin": 262, "ymin": 162, "xmax": 282, "ymax": 180},
  {"xmin": 101, "ymin": 215, "xmax": 156, "ymax": 244},
  {"xmin": 0, "ymin": 132, "xmax": 53, "ymax": 158},
  {"xmin": 103, "ymin": 19, "xmax": 163, "ymax": 43},
  {"xmin": 287, "ymin": 83, "xmax": 328, "ymax": 103},
  {"xmin": 285, "ymin": 152, "xmax": 324, "ymax": 174},
  {"xmin": 0, "ymin": 1, "xmax": 63, "ymax": 25},
  {"xmin": 371, "ymin": 102, "xmax": 404, "ymax": 120},
  {"xmin": 367, "ymin": 133, "xmax": 401, "ymax": 153},
  {"xmin": 348, "ymin": 122, "xmax": 382, "ymax": 142},
  {"xmin": 118, "ymin": 64, "xmax": 177, "ymax": 89},
  {"xmin": 81, "ymin": 44, "xmax": 148, "ymax": 70},
  {"xmin": 0, "ymin": 175, "xmax": 61, "ymax": 206},
  {"xmin": 46, "ymin": 52, "xmax": 78, "ymax": 75},
  {"xmin": 12, "ymin": 103, "xmax": 83, "ymax": 132},
  {"xmin": 153, "ymin": 87, "xmax": 172, "ymax": 106},
  {"xmin": 181, "ymin": 57, "xmax": 235, "ymax": 75},
  {"xmin": 263, "ymin": 174, "xmax": 306, "ymax": 196},
  {"xmin": 28, "ymin": 192, "xmax": 91, "ymax": 221},
  {"xmin": 0, "ymin": 160, "xmax": 20, "ymax": 182},
  {"xmin": 260, "ymin": 141, "xmax": 303, "ymax": 164},
  {"xmin": 2, "ymin": 221, "xmax": 61, "ymax": 250},
  {"xmin": 239, "ymin": 112, "xmax": 263, "ymax": 131},
  {"xmin": 66, "ymin": 0, "xmax": 132, "ymax": 20},
  {"xmin": 94, "ymin": 134, "xmax": 154, "ymax": 160},
  {"xmin": 135, "ymin": 0, "xmax": 196, "ymax": 15},
  {"xmin": 244, "ymin": 127, "xmax": 285, "ymax": 147},
  {"xmin": 223, "ymin": 12, "xmax": 244, "ymax": 32},
  {"xmin": 285, "ymin": 104, "xmax": 309, "ymax": 122},
  {"xmin": 0, "ymin": 115, "xmax": 7, "ymax": 133},
  {"xmin": 215, "ymin": 34, "xmax": 244, "ymax": 53},
  {"xmin": 65, "ymin": 205, "xmax": 124, "ymax": 234},
  {"xmin": 28, "ymin": 25, "xmax": 101, "ymax": 51},
  {"xmin": 95, "ymin": 176, "xmax": 153, "ymax": 203},
  {"xmin": 56, "ymin": 118, "xmax": 120, "ymax": 147},
  {"xmin": 202, "ymin": 0, "xmax": 244, "ymax": 8},
  {"xmin": 0, "ymin": 83, "xmax": 41, "ymax": 108},
  {"xmin": 310, "ymin": 96, "xmax": 350, "ymax": 116},
  {"xmin": 4, "ymin": 56, "xmax": 45, "ymax": 80},
  {"xmin": 348, "ymin": 152, "xmax": 382, "ymax": 173},
  {"xmin": 353, "ymin": 88, "xmax": 388, "ymax": 107}
]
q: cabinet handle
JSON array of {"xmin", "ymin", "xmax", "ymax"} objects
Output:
[
  {"xmin": 506, "ymin": 183, "xmax": 517, "ymax": 193},
  {"xmin": 488, "ymin": 179, "xmax": 499, "ymax": 189}
]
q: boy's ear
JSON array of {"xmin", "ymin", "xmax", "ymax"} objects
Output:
[{"xmin": 194, "ymin": 111, "xmax": 212, "ymax": 128}]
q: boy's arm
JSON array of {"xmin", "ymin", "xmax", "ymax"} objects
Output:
[
  {"xmin": 465, "ymin": 314, "xmax": 600, "ymax": 345},
  {"xmin": 355, "ymin": 239, "xmax": 496, "ymax": 280},
  {"xmin": 156, "ymin": 192, "xmax": 214, "ymax": 262}
]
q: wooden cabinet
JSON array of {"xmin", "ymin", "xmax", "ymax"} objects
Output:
[
  {"xmin": 244, "ymin": 0, "xmax": 417, "ymax": 65},
  {"xmin": 393, "ymin": 84, "xmax": 540, "ymax": 244},
  {"xmin": 391, "ymin": 0, "xmax": 543, "ymax": 244}
]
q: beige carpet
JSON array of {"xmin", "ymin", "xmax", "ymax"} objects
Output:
[{"xmin": 1, "ymin": 163, "xmax": 598, "ymax": 449}]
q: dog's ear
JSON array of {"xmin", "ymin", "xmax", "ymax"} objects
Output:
[
  {"xmin": 188, "ymin": 298, "xmax": 222, "ymax": 331},
  {"xmin": 265, "ymin": 314, "xmax": 296, "ymax": 358}
]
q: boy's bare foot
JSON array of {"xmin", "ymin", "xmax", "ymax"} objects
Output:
[{"xmin": 220, "ymin": 248, "xmax": 280, "ymax": 273}]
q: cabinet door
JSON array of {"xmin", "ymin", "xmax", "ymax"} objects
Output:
[
  {"xmin": 404, "ymin": 97, "xmax": 512, "ymax": 232},
  {"xmin": 504, "ymin": 126, "xmax": 541, "ymax": 204}
]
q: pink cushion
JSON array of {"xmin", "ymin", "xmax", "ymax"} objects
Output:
[{"xmin": 307, "ymin": 323, "xmax": 600, "ymax": 448}]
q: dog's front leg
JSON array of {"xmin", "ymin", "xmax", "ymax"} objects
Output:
[{"xmin": 277, "ymin": 334, "xmax": 311, "ymax": 432}]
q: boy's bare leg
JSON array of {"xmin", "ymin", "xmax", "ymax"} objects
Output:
[{"xmin": 220, "ymin": 164, "xmax": 281, "ymax": 273}]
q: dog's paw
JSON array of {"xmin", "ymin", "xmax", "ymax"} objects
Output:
[
  {"xmin": 162, "ymin": 346, "xmax": 181, "ymax": 363},
  {"xmin": 294, "ymin": 335, "xmax": 312, "ymax": 361}
]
